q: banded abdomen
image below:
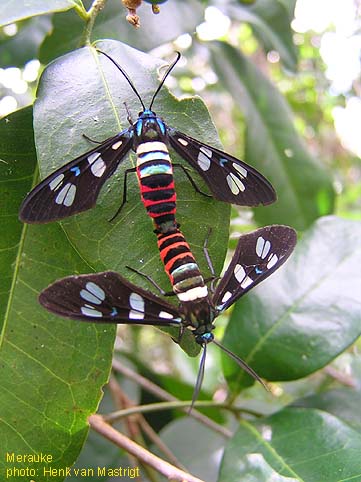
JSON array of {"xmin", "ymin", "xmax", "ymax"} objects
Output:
[
  {"xmin": 136, "ymin": 140, "xmax": 177, "ymax": 230},
  {"xmin": 157, "ymin": 229, "xmax": 208, "ymax": 302}
]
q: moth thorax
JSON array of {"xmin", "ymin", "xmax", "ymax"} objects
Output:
[{"xmin": 180, "ymin": 297, "xmax": 214, "ymax": 332}]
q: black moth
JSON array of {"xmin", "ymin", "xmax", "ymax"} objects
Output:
[
  {"xmin": 39, "ymin": 225, "xmax": 297, "ymax": 404},
  {"xmin": 19, "ymin": 50, "xmax": 276, "ymax": 224}
]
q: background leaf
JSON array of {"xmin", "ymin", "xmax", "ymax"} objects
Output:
[
  {"xmin": 0, "ymin": 107, "xmax": 115, "ymax": 481},
  {"xmin": 210, "ymin": 41, "xmax": 335, "ymax": 230},
  {"xmin": 0, "ymin": 0, "xmax": 80, "ymax": 27},
  {"xmin": 0, "ymin": 17, "xmax": 51, "ymax": 68},
  {"xmin": 219, "ymin": 408, "xmax": 361, "ymax": 482},
  {"xmin": 222, "ymin": 216, "xmax": 361, "ymax": 390},
  {"xmin": 293, "ymin": 388, "xmax": 361, "ymax": 431},
  {"xmin": 225, "ymin": 0, "xmax": 298, "ymax": 72},
  {"xmin": 39, "ymin": 0, "xmax": 204, "ymax": 64}
]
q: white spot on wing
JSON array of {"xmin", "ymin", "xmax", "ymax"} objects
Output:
[
  {"xmin": 80, "ymin": 282, "xmax": 105, "ymax": 304},
  {"xmin": 86, "ymin": 282, "xmax": 105, "ymax": 300},
  {"xmin": 159, "ymin": 311, "xmax": 174, "ymax": 319},
  {"xmin": 267, "ymin": 253, "xmax": 278, "ymax": 269},
  {"xmin": 55, "ymin": 183, "xmax": 76, "ymax": 206},
  {"xmin": 112, "ymin": 140, "xmax": 123, "ymax": 150},
  {"xmin": 88, "ymin": 152, "xmax": 106, "ymax": 177},
  {"xmin": 81, "ymin": 304, "xmax": 102, "ymax": 317},
  {"xmin": 256, "ymin": 237, "xmax": 271, "ymax": 258},
  {"xmin": 226, "ymin": 173, "xmax": 245, "ymax": 194},
  {"xmin": 221, "ymin": 291, "xmax": 232, "ymax": 303},
  {"xmin": 234, "ymin": 264, "xmax": 253, "ymax": 288},
  {"xmin": 232, "ymin": 162, "xmax": 247, "ymax": 178},
  {"xmin": 197, "ymin": 147, "xmax": 212, "ymax": 171},
  {"xmin": 129, "ymin": 292, "xmax": 145, "ymax": 320},
  {"xmin": 49, "ymin": 174, "xmax": 64, "ymax": 191},
  {"xmin": 241, "ymin": 276, "xmax": 253, "ymax": 289},
  {"xmin": 234, "ymin": 264, "xmax": 246, "ymax": 282},
  {"xmin": 178, "ymin": 137, "xmax": 188, "ymax": 146}
]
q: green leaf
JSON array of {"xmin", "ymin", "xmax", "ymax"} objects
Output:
[
  {"xmin": 219, "ymin": 407, "xmax": 361, "ymax": 482},
  {"xmin": 0, "ymin": 17, "xmax": 51, "ymax": 68},
  {"xmin": 226, "ymin": 0, "xmax": 298, "ymax": 72},
  {"xmin": 0, "ymin": 107, "xmax": 35, "ymax": 322},
  {"xmin": 293, "ymin": 388, "xmax": 361, "ymax": 431},
  {"xmin": 33, "ymin": 40, "xmax": 230, "ymax": 355},
  {"xmin": 0, "ymin": 107, "xmax": 115, "ymax": 481},
  {"xmin": 0, "ymin": 0, "xmax": 81, "ymax": 26},
  {"xmin": 210, "ymin": 41, "xmax": 335, "ymax": 230},
  {"xmin": 222, "ymin": 216, "xmax": 361, "ymax": 390},
  {"xmin": 39, "ymin": 0, "xmax": 204, "ymax": 64}
]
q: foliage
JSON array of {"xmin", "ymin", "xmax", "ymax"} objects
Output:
[{"xmin": 1, "ymin": 1, "xmax": 360, "ymax": 481}]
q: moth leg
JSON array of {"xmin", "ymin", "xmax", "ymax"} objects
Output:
[
  {"xmin": 173, "ymin": 163, "xmax": 212, "ymax": 198},
  {"xmin": 124, "ymin": 102, "xmax": 134, "ymax": 125},
  {"xmin": 126, "ymin": 266, "xmax": 175, "ymax": 297},
  {"xmin": 171, "ymin": 324, "xmax": 185, "ymax": 345},
  {"xmin": 109, "ymin": 167, "xmax": 137, "ymax": 222},
  {"xmin": 203, "ymin": 227, "xmax": 220, "ymax": 293},
  {"xmin": 82, "ymin": 133, "xmax": 104, "ymax": 145}
]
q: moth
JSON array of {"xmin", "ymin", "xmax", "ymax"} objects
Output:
[
  {"xmin": 19, "ymin": 50, "xmax": 276, "ymax": 224},
  {"xmin": 39, "ymin": 225, "xmax": 297, "ymax": 403}
]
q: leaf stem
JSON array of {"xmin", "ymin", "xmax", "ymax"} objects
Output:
[
  {"xmin": 81, "ymin": 0, "xmax": 108, "ymax": 46},
  {"xmin": 89, "ymin": 414, "xmax": 205, "ymax": 482}
]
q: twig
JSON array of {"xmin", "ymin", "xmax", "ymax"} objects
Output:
[
  {"xmin": 324, "ymin": 365, "xmax": 356, "ymax": 388},
  {"xmin": 108, "ymin": 377, "xmax": 159, "ymax": 482},
  {"xmin": 112, "ymin": 358, "xmax": 232, "ymax": 438},
  {"xmin": 89, "ymin": 414, "xmax": 205, "ymax": 482},
  {"xmin": 108, "ymin": 376, "xmax": 186, "ymax": 471},
  {"xmin": 104, "ymin": 400, "xmax": 227, "ymax": 422}
]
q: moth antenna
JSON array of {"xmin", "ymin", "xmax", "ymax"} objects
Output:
[
  {"xmin": 189, "ymin": 343, "xmax": 207, "ymax": 413},
  {"xmin": 96, "ymin": 49, "xmax": 146, "ymax": 111},
  {"xmin": 212, "ymin": 339, "xmax": 269, "ymax": 391},
  {"xmin": 149, "ymin": 51, "xmax": 181, "ymax": 111}
]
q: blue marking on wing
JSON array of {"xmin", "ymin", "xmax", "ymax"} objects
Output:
[
  {"xmin": 220, "ymin": 158, "xmax": 228, "ymax": 167},
  {"xmin": 255, "ymin": 267, "xmax": 263, "ymax": 275},
  {"xmin": 111, "ymin": 307, "xmax": 118, "ymax": 317},
  {"xmin": 70, "ymin": 166, "xmax": 81, "ymax": 176}
]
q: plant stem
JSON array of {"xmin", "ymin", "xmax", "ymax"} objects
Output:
[
  {"xmin": 104, "ymin": 400, "xmax": 227, "ymax": 423},
  {"xmin": 112, "ymin": 358, "xmax": 232, "ymax": 438},
  {"xmin": 81, "ymin": 0, "xmax": 108, "ymax": 46},
  {"xmin": 89, "ymin": 414, "xmax": 205, "ymax": 482}
]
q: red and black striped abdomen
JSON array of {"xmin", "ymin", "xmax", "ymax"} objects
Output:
[
  {"xmin": 157, "ymin": 230, "xmax": 208, "ymax": 302},
  {"xmin": 136, "ymin": 141, "xmax": 177, "ymax": 230}
]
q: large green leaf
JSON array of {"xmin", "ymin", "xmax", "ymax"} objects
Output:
[
  {"xmin": 210, "ymin": 41, "xmax": 335, "ymax": 230},
  {"xmin": 0, "ymin": 0, "xmax": 81, "ymax": 26},
  {"xmin": 293, "ymin": 388, "xmax": 361, "ymax": 431},
  {"xmin": 0, "ymin": 108, "xmax": 115, "ymax": 481},
  {"xmin": 0, "ymin": 16, "xmax": 51, "ymax": 68},
  {"xmin": 222, "ymin": 216, "xmax": 361, "ymax": 390},
  {"xmin": 225, "ymin": 0, "xmax": 298, "ymax": 72},
  {"xmin": 0, "ymin": 107, "xmax": 35, "ymax": 322},
  {"xmin": 39, "ymin": 0, "xmax": 204, "ymax": 64},
  {"xmin": 219, "ymin": 407, "xmax": 361, "ymax": 482},
  {"xmin": 33, "ymin": 40, "xmax": 230, "ymax": 354}
]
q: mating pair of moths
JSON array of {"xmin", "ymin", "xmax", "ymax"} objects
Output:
[{"xmin": 20, "ymin": 50, "xmax": 297, "ymax": 399}]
